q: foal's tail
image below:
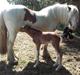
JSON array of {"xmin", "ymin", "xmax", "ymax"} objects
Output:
[{"xmin": 0, "ymin": 22, "xmax": 7, "ymax": 54}]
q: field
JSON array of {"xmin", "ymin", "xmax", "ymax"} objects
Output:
[{"xmin": 0, "ymin": 31, "xmax": 80, "ymax": 75}]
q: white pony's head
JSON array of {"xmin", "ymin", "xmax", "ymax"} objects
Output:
[{"xmin": 68, "ymin": 4, "xmax": 79, "ymax": 31}]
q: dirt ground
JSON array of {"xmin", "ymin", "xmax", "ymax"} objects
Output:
[{"xmin": 0, "ymin": 31, "xmax": 80, "ymax": 75}]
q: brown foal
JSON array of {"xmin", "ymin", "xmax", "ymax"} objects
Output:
[{"xmin": 20, "ymin": 26, "xmax": 62, "ymax": 71}]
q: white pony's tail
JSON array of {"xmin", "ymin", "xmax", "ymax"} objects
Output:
[{"xmin": 0, "ymin": 18, "xmax": 7, "ymax": 54}]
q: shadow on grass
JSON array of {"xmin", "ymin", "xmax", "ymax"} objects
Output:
[
  {"xmin": 66, "ymin": 36, "xmax": 80, "ymax": 49},
  {"xmin": 0, "ymin": 60, "xmax": 72, "ymax": 75},
  {"xmin": 62, "ymin": 35, "xmax": 80, "ymax": 54},
  {"xmin": 17, "ymin": 61, "xmax": 72, "ymax": 75},
  {"xmin": 0, "ymin": 61, "xmax": 16, "ymax": 75}
]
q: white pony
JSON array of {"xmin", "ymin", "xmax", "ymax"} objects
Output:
[{"xmin": 0, "ymin": 2, "xmax": 79, "ymax": 68}]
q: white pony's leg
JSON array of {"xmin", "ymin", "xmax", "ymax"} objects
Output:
[
  {"xmin": 7, "ymin": 29, "xmax": 17, "ymax": 65},
  {"xmin": 3, "ymin": 12, "xmax": 19, "ymax": 65}
]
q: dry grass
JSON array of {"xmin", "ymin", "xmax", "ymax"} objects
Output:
[{"xmin": 0, "ymin": 31, "xmax": 80, "ymax": 75}]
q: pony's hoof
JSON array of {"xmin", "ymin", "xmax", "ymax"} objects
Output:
[
  {"xmin": 8, "ymin": 61, "xmax": 18, "ymax": 66},
  {"xmin": 53, "ymin": 63, "xmax": 62, "ymax": 71},
  {"xmin": 33, "ymin": 64, "xmax": 38, "ymax": 68},
  {"xmin": 33, "ymin": 62, "xmax": 39, "ymax": 68},
  {"xmin": 33, "ymin": 60, "xmax": 39, "ymax": 68},
  {"xmin": 53, "ymin": 63, "xmax": 58, "ymax": 67},
  {"xmin": 55, "ymin": 65, "xmax": 62, "ymax": 71}
]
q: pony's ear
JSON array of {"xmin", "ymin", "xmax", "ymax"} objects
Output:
[{"xmin": 68, "ymin": 6, "xmax": 71, "ymax": 12}]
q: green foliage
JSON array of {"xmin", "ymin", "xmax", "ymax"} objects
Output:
[
  {"xmin": 7, "ymin": 0, "xmax": 56, "ymax": 10},
  {"xmin": 7, "ymin": 0, "xmax": 77, "ymax": 10}
]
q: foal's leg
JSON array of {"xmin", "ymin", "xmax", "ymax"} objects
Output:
[
  {"xmin": 7, "ymin": 30, "xmax": 18, "ymax": 65},
  {"xmin": 42, "ymin": 44, "xmax": 51, "ymax": 61},
  {"xmin": 33, "ymin": 43, "xmax": 40, "ymax": 68},
  {"xmin": 52, "ymin": 42, "xmax": 62, "ymax": 71}
]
